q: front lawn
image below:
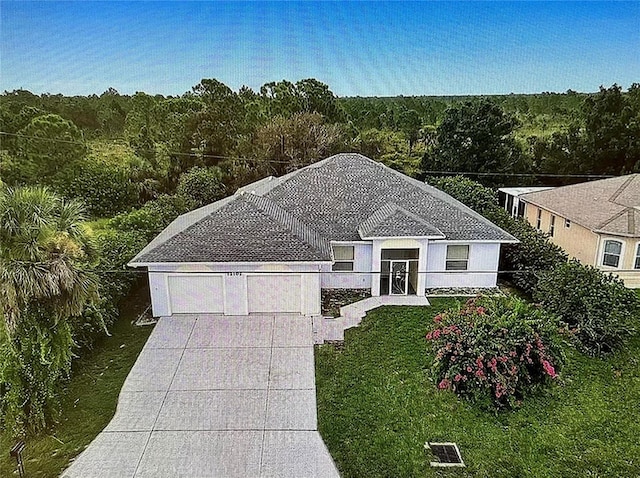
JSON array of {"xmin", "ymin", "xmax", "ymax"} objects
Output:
[
  {"xmin": 0, "ymin": 285, "xmax": 153, "ymax": 478},
  {"xmin": 315, "ymin": 299, "xmax": 640, "ymax": 477}
]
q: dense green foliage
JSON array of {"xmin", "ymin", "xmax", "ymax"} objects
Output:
[
  {"xmin": 535, "ymin": 260, "xmax": 639, "ymax": 356},
  {"xmin": 428, "ymin": 175, "xmax": 639, "ymax": 356},
  {"xmin": 316, "ymin": 303, "xmax": 640, "ymax": 478},
  {"xmin": 427, "ymin": 176, "xmax": 568, "ymax": 293},
  {"xmin": 176, "ymin": 165, "xmax": 226, "ymax": 209},
  {"xmin": 427, "ymin": 296, "xmax": 564, "ymax": 409},
  {"xmin": 0, "ymin": 186, "xmax": 98, "ymax": 434},
  {"xmin": 0, "ymin": 286, "xmax": 153, "ymax": 478},
  {"xmin": 422, "ymin": 99, "xmax": 528, "ymax": 183}
]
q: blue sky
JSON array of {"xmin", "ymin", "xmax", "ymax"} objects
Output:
[{"xmin": 2, "ymin": 1, "xmax": 638, "ymax": 97}]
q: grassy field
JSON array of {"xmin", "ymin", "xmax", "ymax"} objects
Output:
[
  {"xmin": 0, "ymin": 286, "xmax": 153, "ymax": 478},
  {"xmin": 315, "ymin": 299, "xmax": 640, "ymax": 478}
]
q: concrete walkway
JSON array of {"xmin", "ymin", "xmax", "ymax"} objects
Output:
[
  {"xmin": 62, "ymin": 315, "xmax": 339, "ymax": 478},
  {"xmin": 314, "ymin": 295, "xmax": 430, "ymax": 343}
]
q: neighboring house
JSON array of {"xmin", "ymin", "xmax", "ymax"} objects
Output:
[
  {"xmin": 498, "ymin": 186, "xmax": 555, "ymax": 219},
  {"xmin": 519, "ymin": 174, "xmax": 640, "ymax": 288},
  {"xmin": 129, "ymin": 154, "xmax": 517, "ymax": 317}
]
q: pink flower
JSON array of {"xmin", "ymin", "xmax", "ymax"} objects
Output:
[
  {"xmin": 466, "ymin": 366, "xmax": 473, "ymax": 373},
  {"xmin": 476, "ymin": 306, "xmax": 485, "ymax": 315},
  {"xmin": 475, "ymin": 369, "xmax": 486, "ymax": 379},
  {"xmin": 434, "ymin": 315, "xmax": 442, "ymax": 323},
  {"xmin": 454, "ymin": 374, "xmax": 462, "ymax": 382},
  {"xmin": 475, "ymin": 357, "xmax": 484, "ymax": 369},
  {"xmin": 433, "ymin": 329, "xmax": 441, "ymax": 339},
  {"xmin": 426, "ymin": 332, "xmax": 433, "ymax": 340},
  {"xmin": 438, "ymin": 379, "xmax": 451, "ymax": 389},
  {"xmin": 542, "ymin": 360, "xmax": 558, "ymax": 378}
]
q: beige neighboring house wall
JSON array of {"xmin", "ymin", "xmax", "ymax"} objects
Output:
[
  {"xmin": 524, "ymin": 205, "xmax": 599, "ymax": 265},
  {"xmin": 520, "ymin": 174, "xmax": 640, "ymax": 288}
]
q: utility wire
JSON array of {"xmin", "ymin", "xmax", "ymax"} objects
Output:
[
  {"xmin": 90, "ymin": 268, "xmax": 640, "ymax": 274},
  {"xmin": 0, "ymin": 131, "xmax": 626, "ymax": 178}
]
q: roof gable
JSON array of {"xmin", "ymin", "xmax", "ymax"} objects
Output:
[{"xmin": 358, "ymin": 203, "xmax": 445, "ymax": 239}]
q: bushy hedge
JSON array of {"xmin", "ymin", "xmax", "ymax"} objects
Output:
[
  {"xmin": 428, "ymin": 176, "xmax": 568, "ymax": 293},
  {"xmin": 427, "ymin": 296, "xmax": 564, "ymax": 409},
  {"xmin": 534, "ymin": 260, "xmax": 639, "ymax": 356},
  {"xmin": 110, "ymin": 193, "xmax": 191, "ymax": 240},
  {"xmin": 176, "ymin": 166, "xmax": 226, "ymax": 209}
]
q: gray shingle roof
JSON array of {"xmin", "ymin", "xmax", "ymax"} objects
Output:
[
  {"xmin": 131, "ymin": 153, "xmax": 516, "ymax": 264},
  {"xmin": 358, "ymin": 203, "xmax": 445, "ymax": 239}
]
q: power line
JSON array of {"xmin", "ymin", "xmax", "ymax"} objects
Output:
[
  {"xmin": 1, "ymin": 131, "xmax": 628, "ymax": 178},
  {"xmin": 90, "ymin": 268, "xmax": 640, "ymax": 274},
  {"xmin": 423, "ymin": 170, "xmax": 615, "ymax": 179}
]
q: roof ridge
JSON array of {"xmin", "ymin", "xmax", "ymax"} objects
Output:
[
  {"xmin": 241, "ymin": 193, "xmax": 331, "ymax": 257},
  {"xmin": 609, "ymin": 174, "xmax": 637, "ymax": 205}
]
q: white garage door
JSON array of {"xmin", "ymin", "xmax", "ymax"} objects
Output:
[
  {"xmin": 247, "ymin": 275, "xmax": 302, "ymax": 313},
  {"xmin": 168, "ymin": 275, "xmax": 224, "ymax": 314}
]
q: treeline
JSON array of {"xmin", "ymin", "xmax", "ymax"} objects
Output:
[{"xmin": 2, "ymin": 81, "xmax": 639, "ymax": 210}]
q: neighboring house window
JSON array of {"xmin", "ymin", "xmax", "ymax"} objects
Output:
[
  {"xmin": 602, "ymin": 240, "xmax": 622, "ymax": 268},
  {"xmin": 549, "ymin": 215, "xmax": 556, "ymax": 236},
  {"xmin": 517, "ymin": 201, "xmax": 526, "ymax": 218},
  {"xmin": 635, "ymin": 243, "xmax": 640, "ymax": 270},
  {"xmin": 536, "ymin": 209, "xmax": 542, "ymax": 230},
  {"xmin": 332, "ymin": 245, "xmax": 354, "ymax": 271},
  {"xmin": 565, "ymin": 218, "xmax": 571, "ymax": 228},
  {"xmin": 446, "ymin": 245, "xmax": 469, "ymax": 271}
]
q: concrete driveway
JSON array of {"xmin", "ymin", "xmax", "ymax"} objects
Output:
[{"xmin": 62, "ymin": 315, "xmax": 339, "ymax": 477}]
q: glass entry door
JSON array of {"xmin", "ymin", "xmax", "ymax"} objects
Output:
[{"xmin": 390, "ymin": 260, "xmax": 408, "ymax": 295}]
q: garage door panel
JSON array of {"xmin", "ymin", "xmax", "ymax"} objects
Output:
[
  {"xmin": 169, "ymin": 275, "xmax": 224, "ymax": 314},
  {"xmin": 247, "ymin": 275, "xmax": 301, "ymax": 313}
]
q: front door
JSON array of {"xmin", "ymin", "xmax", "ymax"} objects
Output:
[{"xmin": 390, "ymin": 260, "xmax": 408, "ymax": 295}]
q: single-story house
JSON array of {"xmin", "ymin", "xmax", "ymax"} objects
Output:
[
  {"xmin": 129, "ymin": 154, "xmax": 517, "ymax": 316},
  {"xmin": 519, "ymin": 174, "xmax": 640, "ymax": 288}
]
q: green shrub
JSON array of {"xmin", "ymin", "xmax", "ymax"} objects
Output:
[
  {"xmin": 0, "ymin": 307, "xmax": 74, "ymax": 435},
  {"xmin": 53, "ymin": 158, "xmax": 138, "ymax": 217},
  {"xmin": 110, "ymin": 194, "xmax": 190, "ymax": 240},
  {"xmin": 427, "ymin": 296, "xmax": 564, "ymax": 409},
  {"xmin": 487, "ymin": 208, "xmax": 568, "ymax": 293},
  {"xmin": 534, "ymin": 260, "xmax": 639, "ymax": 356},
  {"xmin": 428, "ymin": 175, "xmax": 568, "ymax": 293},
  {"xmin": 176, "ymin": 166, "xmax": 226, "ymax": 209},
  {"xmin": 426, "ymin": 175, "xmax": 499, "ymax": 215}
]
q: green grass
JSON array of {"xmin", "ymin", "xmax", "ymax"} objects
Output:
[
  {"xmin": 0, "ymin": 286, "xmax": 154, "ymax": 478},
  {"xmin": 315, "ymin": 299, "xmax": 640, "ymax": 478}
]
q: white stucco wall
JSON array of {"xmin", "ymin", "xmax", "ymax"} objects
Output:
[
  {"xmin": 146, "ymin": 262, "xmax": 325, "ymax": 317},
  {"xmin": 425, "ymin": 242, "xmax": 500, "ymax": 288},
  {"xmin": 321, "ymin": 242, "xmax": 373, "ymax": 289}
]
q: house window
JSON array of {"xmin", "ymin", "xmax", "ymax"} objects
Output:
[
  {"xmin": 549, "ymin": 215, "xmax": 556, "ymax": 237},
  {"xmin": 332, "ymin": 245, "xmax": 354, "ymax": 271},
  {"xmin": 602, "ymin": 240, "xmax": 622, "ymax": 268},
  {"xmin": 536, "ymin": 209, "xmax": 542, "ymax": 230},
  {"xmin": 565, "ymin": 218, "xmax": 571, "ymax": 228},
  {"xmin": 446, "ymin": 245, "xmax": 469, "ymax": 271},
  {"xmin": 635, "ymin": 244, "xmax": 640, "ymax": 270}
]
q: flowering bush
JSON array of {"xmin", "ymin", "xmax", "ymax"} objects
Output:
[{"xmin": 427, "ymin": 296, "xmax": 564, "ymax": 408}]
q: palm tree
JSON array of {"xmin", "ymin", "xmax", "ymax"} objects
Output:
[
  {"xmin": 0, "ymin": 185, "xmax": 98, "ymax": 432},
  {"xmin": 0, "ymin": 185, "xmax": 97, "ymax": 335}
]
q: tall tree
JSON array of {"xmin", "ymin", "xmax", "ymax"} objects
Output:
[
  {"xmin": 422, "ymin": 99, "xmax": 528, "ymax": 184},
  {"xmin": 16, "ymin": 114, "xmax": 87, "ymax": 183},
  {"xmin": 581, "ymin": 84, "xmax": 640, "ymax": 174},
  {"xmin": 0, "ymin": 186, "xmax": 97, "ymax": 433}
]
